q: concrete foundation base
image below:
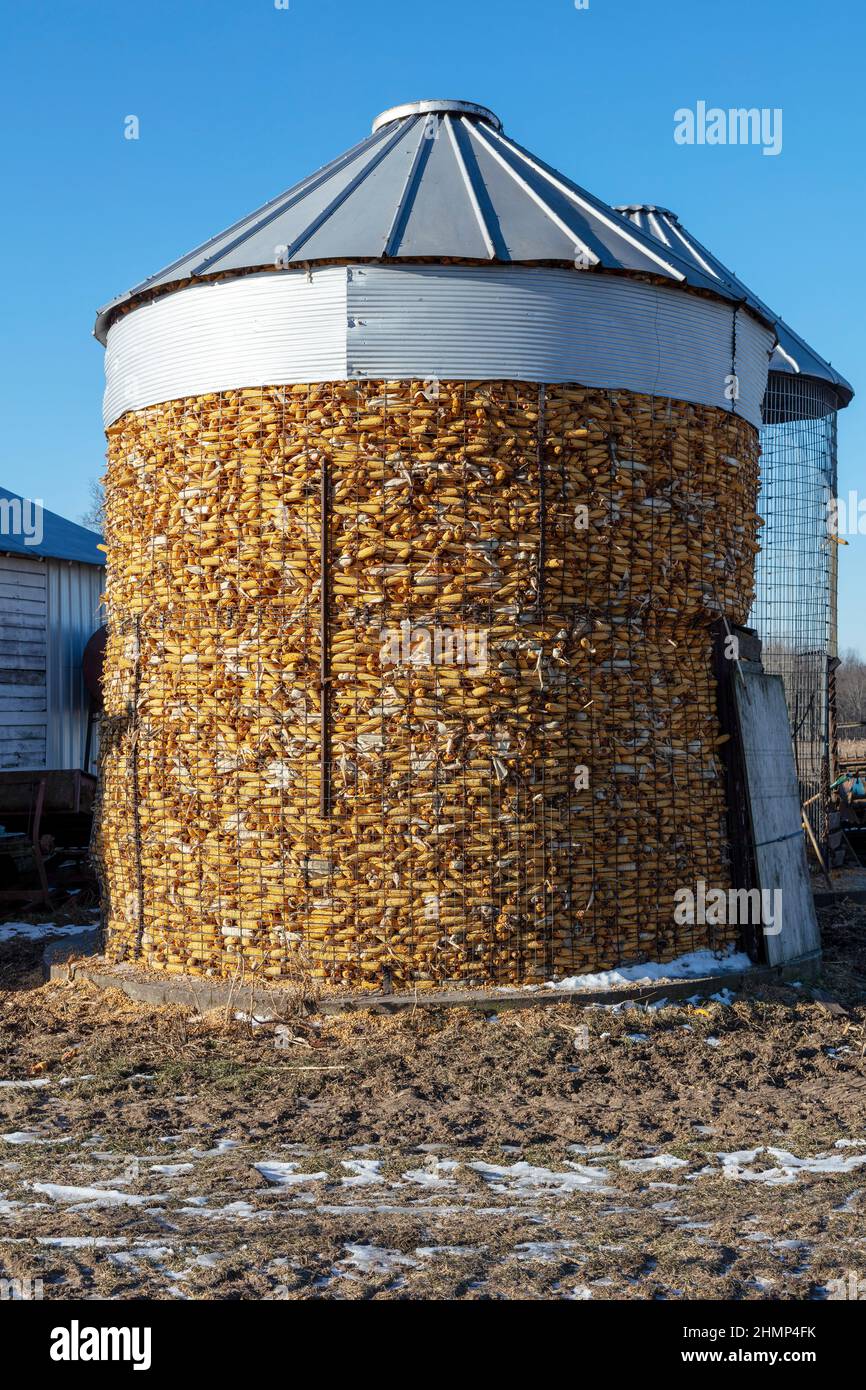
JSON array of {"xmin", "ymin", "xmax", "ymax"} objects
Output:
[{"xmin": 44, "ymin": 936, "xmax": 822, "ymax": 1018}]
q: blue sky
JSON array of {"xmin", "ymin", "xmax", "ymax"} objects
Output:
[{"xmin": 1, "ymin": 0, "xmax": 863, "ymax": 646}]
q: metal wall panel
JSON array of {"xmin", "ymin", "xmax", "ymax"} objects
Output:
[
  {"xmin": 103, "ymin": 267, "xmax": 349, "ymax": 426},
  {"xmin": 347, "ymin": 265, "xmax": 772, "ymax": 427},
  {"xmin": 45, "ymin": 560, "xmax": 104, "ymax": 771},
  {"xmin": 103, "ymin": 263, "xmax": 772, "ymax": 429}
]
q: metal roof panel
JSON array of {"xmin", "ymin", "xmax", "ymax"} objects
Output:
[
  {"xmin": 96, "ymin": 101, "xmax": 765, "ymax": 342},
  {"xmin": 616, "ymin": 205, "xmax": 853, "ymax": 407}
]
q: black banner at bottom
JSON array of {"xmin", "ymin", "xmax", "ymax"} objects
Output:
[{"xmin": 6, "ymin": 1296, "xmax": 861, "ymax": 1376}]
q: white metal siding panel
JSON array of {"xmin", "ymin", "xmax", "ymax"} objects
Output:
[
  {"xmin": 0, "ymin": 553, "xmax": 48, "ymax": 769},
  {"xmin": 45, "ymin": 560, "xmax": 104, "ymax": 772},
  {"xmin": 103, "ymin": 263, "xmax": 772, "ymax": 429},
  {"xmin": 103, "ymin": 267, "xmax": 349, "ymax": 426},
  {"xmin": 346, "ymin": 265, "xmax": 772, "ymax": 428}
]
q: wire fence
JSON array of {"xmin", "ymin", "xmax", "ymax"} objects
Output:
[
  {"xmin": 99, "ymin": 381, "xmax": 761, "ymax": 989},
  {"xmin": 751, "ymin": 374, "xmax": 838, "ymax": 854}
]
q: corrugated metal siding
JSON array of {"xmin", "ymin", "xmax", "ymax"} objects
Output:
[
  {"xmin": 346, "ymin": 264, "xmax": 771, "ymax": 426},
  {"xmin": 104, "ymin": 263, "xmax": 772, "ymax": 429},
  {"xmin": 45, "ymin": 560, "xmax": 104, "ymax": 771},
  {"xmin": 103, "ymin": 267, "xmax": 348, "ymax": 426},
  {"xmin": 0, "ymin": 553, "xmax": 48, "ymax": 769}
]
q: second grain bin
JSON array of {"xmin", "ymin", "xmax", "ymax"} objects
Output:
[{"xmin": 95, "ymin": 100, "xmax": 774, "ymax": 990}]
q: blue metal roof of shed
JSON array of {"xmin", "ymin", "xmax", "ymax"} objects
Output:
[{"xmin": 0, "ymin": 488, "xmax": 106, "ymax": 566}]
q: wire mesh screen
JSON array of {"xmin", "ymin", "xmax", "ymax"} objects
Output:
[
  {"xmin": 751, "ymin": 373, "xmax": 838, "ymax": 853},
  {"xmin": 98, "ymin": 381, "xmax": 761, "ymax": 990}
]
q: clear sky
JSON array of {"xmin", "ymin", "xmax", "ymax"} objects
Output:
[{"xmin": 1, "ymin": 0, "xmax": 863, "ymax": 646}]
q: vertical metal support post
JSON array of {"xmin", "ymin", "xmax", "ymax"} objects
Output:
[{"xmin": 320, "ymin": 454, "xmax": 332, "ymax": 818}]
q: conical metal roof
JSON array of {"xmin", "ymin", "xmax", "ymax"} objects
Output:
[
  {"xmin": 95, "ymin": 100, "xmax": 762, "ymax": 342},
  {"xmin": 616, "ymin": 205, "xmax": 853, "ymax": 409}
]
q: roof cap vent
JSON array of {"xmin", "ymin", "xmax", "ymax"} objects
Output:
[
  {"xmin": 615, "ymin": 204, "xmax": 680, "ymax": 224},
  {"xmin": 372, "ymin": 99, "xmax": 502, "ymax": 133}
]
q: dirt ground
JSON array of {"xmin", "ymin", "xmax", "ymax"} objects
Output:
[{"xmin": 1, "ymin": 901, "xmax": 865, "ymax": 1301}]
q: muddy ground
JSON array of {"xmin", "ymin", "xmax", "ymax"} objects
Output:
[{"xmin": 1, "ymin": 901, "xmax": 865, "ymax": 1301}]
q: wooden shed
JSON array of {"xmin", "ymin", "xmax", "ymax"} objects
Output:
[{"xmin": 0, "ymin": 487, "xmax": 105, "ymax": 772}]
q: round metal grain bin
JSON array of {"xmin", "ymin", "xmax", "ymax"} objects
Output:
[{"xmin": 95, "ymin": 102, "xmax": 775, "ymax": 990}]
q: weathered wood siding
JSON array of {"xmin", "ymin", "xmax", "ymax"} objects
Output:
[
  {"xmin": 0, "ymin": 553, "xmax": 104, "ymax": 771},
  {"xmin": 0, "ymin": 553, "xmax": 48, "ymax": 768}
]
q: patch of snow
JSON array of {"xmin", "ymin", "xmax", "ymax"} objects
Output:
[
  {"xmin": 341, "ymin": 1160, "xmax": 384, "ymax": 1187},
  {"xmin": 340, "ymin": 1243, "xmax": 418, "ymax": 1276},
  {"xmin": 512, "ymin": 1240, "xmax": 579, "ymax": 1262},
  {"xmin": 254, "ymin": 1161, "xmax": 328, "ymax": 1186},
  {"xmin": 705, "ymin": 1037, "xmax": 721, "ymax": 1047},
  {"xmin": 691, "ymin": 1147, "xmax": 866, "ymax": 1186},
  {"xmin": 37, "ymin": 1236, "xmax": 128, "ymax": 1249},
  {"xmin": 3, "ymin": 1131, "xmax": 71, "ymax": 1146},
  {"xmin": 766, "ymin": 1147, "xmax": 866, "ymax": 1175},
  {"xmin": 547, "ymin": 946, "xmax": 752, "ymax": 993},
  {"xmin": 31, "ymin": 1183, "xmax": 159, "ymax": 1208},
  {"xmin": 150, "ymin": 1163, "xmax": 196, "ymax": 1177},
  {"xmin": 620, "ymin": 1154, "xmax": 689, "ymax": 1173},
  {"xmin": 178, "ymin": 1200, "xmax": 262, "ymax": 1220},
  {"xmin": 402, "ymin": 1158, "xmax": 460, "ymax": 1188},
  {"xmin": 469, "ymin": 1160, "xmax": 612, "ymax": 1194},
  {"xmin": 190, "ymin": 1139, "xmax": 240, "ymax": 1158},
  {"xmin": 0, "ymin": 921, "xmax": 97, "ymax": 944},
  {"xmin": 717, "ymin": 1148, "xmax": 763, "ymax": 1166}
]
